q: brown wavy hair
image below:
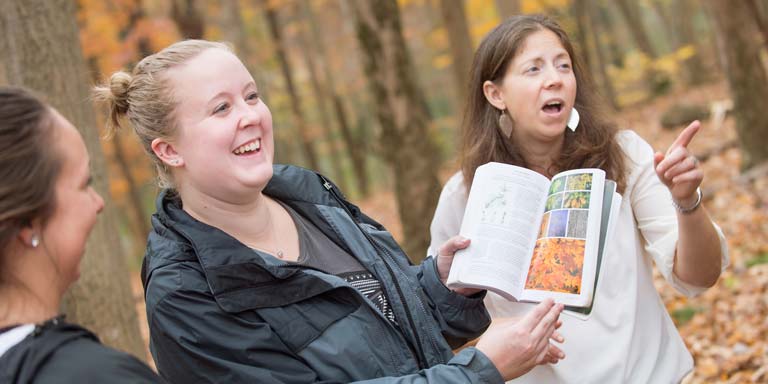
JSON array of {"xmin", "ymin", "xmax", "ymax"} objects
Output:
[{"xmin": 460, "ymin": 15, "xmax": 626, "ymax": 193}]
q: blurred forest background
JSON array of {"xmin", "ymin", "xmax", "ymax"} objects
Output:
[{"xmin": 1, "ymin": 0, "xmax": 767, "ymax": 382}]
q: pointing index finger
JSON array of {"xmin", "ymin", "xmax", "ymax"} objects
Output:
[{"xmin": 668, "ymin": 120, "xmax": 701, "ymax": 152}]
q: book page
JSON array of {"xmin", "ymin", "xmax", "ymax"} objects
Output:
[
  {"xmin": 446, "ymin": 162, "xmax": 550, "ymax": 300},
  {"xmin": 519, "ymin": 168, "xmax": 605, "ymax": 307},
  {"xmin": 566, "ymin": 182, "xmax": 621, "ymax": 319}
]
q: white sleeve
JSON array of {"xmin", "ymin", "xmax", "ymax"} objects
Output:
[
  {"xmin": 427, "ymin": 172, "xmax": 469, "ymax": 258},
  {"xmin": 622, "ymin": 130, "xmax": 729, "ymax": 297}
]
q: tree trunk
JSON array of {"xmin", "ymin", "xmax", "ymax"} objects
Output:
[
  {"xmin": 171, "ymin": 0, "xmax": 203, "ymax": 39},
  {"xmin": 260, "ymin": 2, "xmax": 321, "ymax": 172},
  {"xmin": 585, "ymin": 0, "xmax": 620, "ymax": 110},
  {"xmin": 708, "ymin": 0, "xmax": 768, "ymax": 170},
  {"xmin": 305, "ymin": 0, "xmax": 370, "ymax": 196},
  {"xmin": 438, "ymin": 0, "xmax": 474, "ymax": 106},
  {"xmin": 595, "ymin": 1, "xmax": 626, "ymax": 69},
  {"xmin": 672, "ymin": 0, "xmax": 709, "ymax": 85},
  {"xmin": 111, "ymin": 0, "xmax": 152, "ymax": 244},
  {"xmin": 572, "ymin": 0, "xmax": 593, "ymax": 76},
  {"xmin": 614, "ymin": 0, "xmax": 670, "ymax": 96},
  {"xmin": 649, "ymin": 0, "xmax": 676, "ymax": 53},
  {"xmin": 349, "ymin": 0, "xmax": 442, "ymax": 262},
  {"xmin": 0, "ymin": 0, "xmax": 146, "ymax": 359},
  {"xmin": 494, "ymin": 0, "xmax": 520, "ymax": 19},
  {"xmin": 293, "ymin": 3, "xmax": 351, "ymax": 194},
  {"xmin": 112, "ymin": 131, "xmax": 151, "ymax": 240},
  {"xmin": 614, "ymin": 0, "xmax": 656, "ymax": 58}
]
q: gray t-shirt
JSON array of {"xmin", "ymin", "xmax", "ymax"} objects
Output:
[{"xmin": 281, "ymin": 203, "xmax": 397, "ymax": 324}]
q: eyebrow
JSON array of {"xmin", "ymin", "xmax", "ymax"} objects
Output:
[{"xmin": 206, "ymin": 81, "xmax": 258, "ymax": 106}]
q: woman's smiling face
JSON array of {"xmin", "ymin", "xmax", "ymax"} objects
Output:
[{"xmin": 163, "ymin": 48, "xmax": 275, "ymax": 202}]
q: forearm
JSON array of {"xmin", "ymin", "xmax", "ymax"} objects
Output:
[
  {"xmin": 419, "ymin": 257, "xmax": 491, "ymax": 346},
  {"xmin": 673, "ymin": 205, "xmax": 723, "ymax": 287}
]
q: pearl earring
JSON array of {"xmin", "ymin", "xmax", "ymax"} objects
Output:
[
  {"xmin": 567, "ymin": 108, "xmax": 580, "ymax": 132},
  {"xmin": 31, "ymin": 235, "xmax": 40, "ymax": 248}
]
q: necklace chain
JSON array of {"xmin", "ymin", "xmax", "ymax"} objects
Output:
[{"xmin": 249, "ymin": 201, "xmax": 285, "ymax": 259}]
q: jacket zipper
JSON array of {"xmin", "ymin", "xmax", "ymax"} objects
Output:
[{"xmin": 321, "ymin": 176, "xmax": 428, "ymax": 370}]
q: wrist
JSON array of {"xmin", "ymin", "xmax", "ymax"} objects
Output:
[{"xmin": 672, "ymin": 187, "xmax": 702, "ymax": 214}]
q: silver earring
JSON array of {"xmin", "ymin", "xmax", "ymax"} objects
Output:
[
  {"xmin": 567, "ymin": 108, "xmax": 580, "ymax": 132},
  {"xmin": 498, "ymin": 109, "xmax": 514, "ymax": 138},
  {"xmin": 31, "ymin": 235, "xmax": 39, "ymax": 248}
]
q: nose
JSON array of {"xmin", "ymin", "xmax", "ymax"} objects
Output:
[
  {"xmin": 543, "ymin": 66, "xmax": 563, "ymax": 89},
  {"xmin": 92, "ymin": 188, "xmax": 105, "ymax": 214},
  {"xmin": 237, "ymin": 99, "xmax": 262, "ymax": 130}
]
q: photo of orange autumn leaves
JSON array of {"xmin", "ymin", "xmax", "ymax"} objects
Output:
[{"xmin": 525, "ymin": 238, "xmax": 586, "ymax": 294}]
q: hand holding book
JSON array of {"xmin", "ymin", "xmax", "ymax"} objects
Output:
[{"xmin": 435, "ymin": 236, "xmax": 482, "ymax": 297}]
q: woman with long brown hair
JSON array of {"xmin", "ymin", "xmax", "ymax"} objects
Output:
[{"xmin": 428, "ymin": 15, "xmax": 728, "ymax": 383}]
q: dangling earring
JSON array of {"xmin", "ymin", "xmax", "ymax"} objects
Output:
[
  {"xmin": 498, "ymin": 109, "xmax": 514, "ymax": 139},
  {"xmin": 31, "ymin": 234, "xmax": 40, "ymax": 248},
  {"xmin": 567, "ymin": 107, "xmax": 580, "ymax": 132}
]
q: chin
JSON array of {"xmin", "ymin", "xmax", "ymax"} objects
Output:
[{"xmin": 239, "ymin": 168, "xmax": 273, "ymax": 189}]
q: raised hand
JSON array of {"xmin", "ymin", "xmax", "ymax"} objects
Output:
[
  {"xmin": 654, "ymin": 120, "xmax": 703, "ymax": 207},
  {"xmin": 476, "ymin": 299, "xmax": 565, "ymax": 380}
]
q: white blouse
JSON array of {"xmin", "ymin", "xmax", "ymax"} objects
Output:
[{"xmin": 428, "ymin": 130, "xmax": 729, "ymax": 383}]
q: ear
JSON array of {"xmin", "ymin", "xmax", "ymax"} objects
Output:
[
  {"xmin": 17, "ymin": 220, "xmax": 41, "ymax": 248},
  {"xmin": 151, "ymin": 138, "xmax": 184, "ymax": 168},
  {"xmin": 482, "ymin": 80, "xmax": 506, "ymax": 111}
]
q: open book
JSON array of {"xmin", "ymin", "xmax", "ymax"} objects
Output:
[{"xmin": 446, "ymin": 162, "xmax": 621, "ymax": 315}]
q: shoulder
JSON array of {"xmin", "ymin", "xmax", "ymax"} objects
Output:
[
  {"xmin": 40, "ymin": 336, "xmax": 160, "ymax": 383},
  {"xmin": 616, "ymin": 129, "xmax": 655, "ymax": 165},
  {"xmin": 439, "ymin": 171, "xmax": 469, "ymax": 202},
  {"xmin": 4, "ymin": 322, "xmax": 159, "ymax": 384},
  {"xmin": 144, "ymin": 260, "xmax": 211, "ymax": 321}
]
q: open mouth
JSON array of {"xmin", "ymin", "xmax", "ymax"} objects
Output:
[
  {"xmin": 233, "ymin": 138, "xmax": 261, "ymax": 155},
  {"xmin": 542, "ymin": 100, "xmax": 564, "ymax": 114}
]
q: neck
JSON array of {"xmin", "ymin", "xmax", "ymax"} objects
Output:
[
  {"xmin": 0, "ymin": 248, "xmax": 62, "ymax": 327},
  {"xmin": 178, "ymin": 185, "xmax": 274, "ymax": 245},
  {"xmin": 0, "ymin": 285, "xmax": 59, "ymax": 327},
  {"xmin": 514, "ymin": 130, "xmax": 565, "ymax": 177}
]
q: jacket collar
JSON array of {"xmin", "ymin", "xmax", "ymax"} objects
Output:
[{"xmin": 147, "ymin": 165, "xmax": 357, "ymax": 312}]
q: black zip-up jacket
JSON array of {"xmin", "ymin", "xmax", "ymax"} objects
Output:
[
  {"xmin": 142, "ymin": 165, "xmax": 504, "ymax": 383},
  {"xmin": 0, "ymin": 317, "xmax": 161, "ymax": 383}
]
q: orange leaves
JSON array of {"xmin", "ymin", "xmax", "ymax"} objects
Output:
[
  {"xmin": 525, "ymin": 238, "xmax": 585, "ymax": 294},
  {"xmin": 77, "ymin": 0, "xmax": 180, "ymax": 76}
]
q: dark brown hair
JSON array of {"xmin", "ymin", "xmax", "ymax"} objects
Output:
[
  {"xmin": 460, "ymin": 14, "xmax": 626, "ymax": 193},
  {"xmin": 0, "ymin": 87, "xmax": 59, "ymax": 254}
]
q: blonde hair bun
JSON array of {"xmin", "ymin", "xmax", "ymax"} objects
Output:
[{"xmin": 108, "ymin": 71, "xmax": 132, "ymax": 115}]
